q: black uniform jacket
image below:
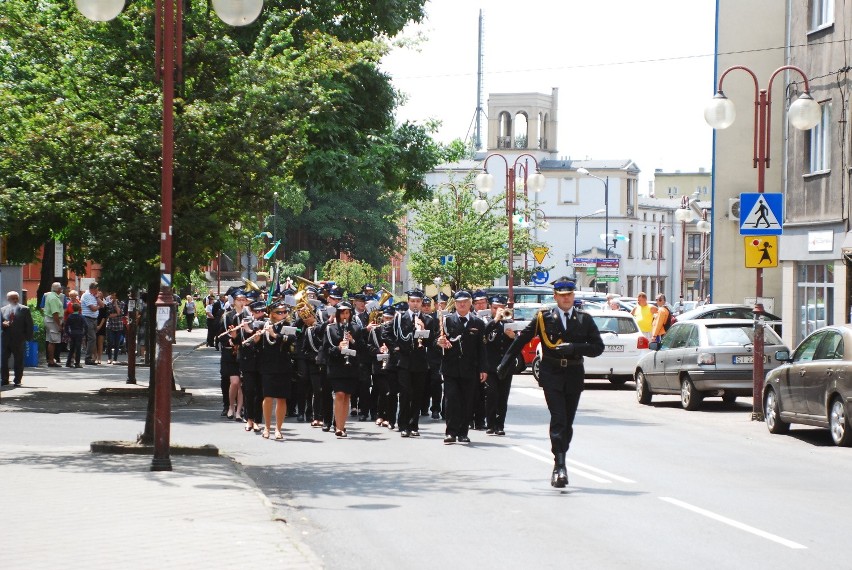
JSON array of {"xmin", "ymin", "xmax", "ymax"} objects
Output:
[
  {"xmin": 436, "ymin": 312, "xmax": 487, "ymax": 378},
  {"xmin": 484, "ymin": 317, "xmax": 515, "ymax": 372},
  {"xmin": 505, "ymin": 307, "xmax": 604, "ymax": 386},
  {"xmin": 392, "ymin": 311, "xmax": 435, "ymax": 372},
  {"xmin": 324, "ymin": 320, "xmax": 365, "ymax": 379},
  {"xmin": 259, "ymin": 321, "xmax": 296, "ymax": 375}
]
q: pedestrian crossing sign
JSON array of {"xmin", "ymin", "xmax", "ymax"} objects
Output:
[
  {"xmin": 744, "ymin": 236, "xmax": 778, "ymax": 268},
  {"xmin": 740, "ymin": 193, "xmax": 783, "ymax": 236}
]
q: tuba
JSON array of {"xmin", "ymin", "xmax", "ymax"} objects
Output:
[{"xmin": 367, "ymin": 287, "xmax": 394, "ymax": 324}]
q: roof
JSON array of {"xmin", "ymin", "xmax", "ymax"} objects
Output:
[{"xmin": 539, "ymin": 159, "xmax": 640, "ymax": 173}]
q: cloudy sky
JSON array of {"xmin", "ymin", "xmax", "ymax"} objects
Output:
[{"xmin": 381, "ymin": 0, "xmax": 718, "ymax": 193}]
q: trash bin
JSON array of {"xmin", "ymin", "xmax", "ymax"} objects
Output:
[{"xmin": 25, "ymin": 341, "xmax": 39, "ymax": 367}]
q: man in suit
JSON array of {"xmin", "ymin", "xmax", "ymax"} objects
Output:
[
  {"xmin": 1, "ymin": 291, "xmax": 35, "ymax": 386},
  {"xmin": 436, "ymin": 290, "xmax": 487, "ymax": 444},
  {"xmin": 498, "ymin": 278, "xmax": 604, "ymax": 487},
  {"xmin": 391, "ymin": 289, "xmax": 434, "ymax": 437}
]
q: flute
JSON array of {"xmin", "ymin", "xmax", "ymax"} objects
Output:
[{"xmin": 216, "ymin": 325, "xmax": 238, "ymax": 339}]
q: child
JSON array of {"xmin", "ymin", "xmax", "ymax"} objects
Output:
[{"xmin": 64, "ymin": 303, "xmax": 87, "ymax": 368}]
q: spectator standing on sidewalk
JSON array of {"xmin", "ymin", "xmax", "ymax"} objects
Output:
[
  {"xmin": 650, "ymin": 294, "xmax": 671, "ymax": 343},
  {"xmin": 80, "ymin": 282, "xmax": 103, "ymax": 365},
  {"xmin": 64, "ymin": 303, "xmax": 87, "ymax": 368},
  {"xmin": 183, "ymin": 295, "xmax": 197, "ymax": 333},
  {"xmin": 43, "ymin": 282, "xmax": 64, "ymax": 367},
  {"xmin": 630, "ymin": 292, "xmax": 655, "ymax": 339},
  {"xmin": 1, "ymin": 291, "xmax": 34, "ymax": 386},
  {"xmin": 105, "ymin": 295, "xmax": 124, "ymax": 365}
]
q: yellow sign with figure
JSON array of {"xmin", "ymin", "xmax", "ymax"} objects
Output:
[
  {"xmin": 744, "ymin": 236, "xmax": 778, "ymax": 268},
  {"xmin": 533, "ymin": 247, "xmax": 549, "ymax": 265}
]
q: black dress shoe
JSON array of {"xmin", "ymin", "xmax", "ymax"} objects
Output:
[
  {"xmin": 410, "ymin": 430, "xmax": 420, "ymax": 437},
  {"xmin": 322, "ymin": 425, "xmax": 331, "ymax": 432},
  {"xmin": 485, "ymin": 428, "xmax": 495, "ymax": 435},
  {"xmin": 443, "ymin": 435, "xmax": 457, "ymax": 444},
  {"xmin": 551, "ymin": 453, "xmax": 568, "ymax": 488},
  {"xmin": 458, "ymin": 436, "xmax": 471, "ymax": 443},
  {"xmin": 400, "ymin": 430, "xmax": 411, "ymax": 438},
  {"xmin": 431, "ymin": 412, "xmax": 440, "ymax": 420},
  {"xmin": 496, "ymin": 429, "xmax": 506, "ymax": 436},
  {"xmin": 297, "ymin": 414, "xmax": 306, "ymax": 423},
  {"xmin": 358, "ymin": 414, "xmax": 368, "ymax": 422}
]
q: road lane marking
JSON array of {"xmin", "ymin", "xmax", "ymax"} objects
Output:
[
  {"xmin": 511, "ymin": 447, "xmax": 611, "ymax": 483},
  {"xmin": 523, "ymin": 445, "xmax": 636, "ymax": 483},
  {"xmin": 512, "ymin": 386, "xmax": 545, "ymax": 399},
  {"xmin": 659, "ymin": 497, "xmax": 806, "ymax": 550}
]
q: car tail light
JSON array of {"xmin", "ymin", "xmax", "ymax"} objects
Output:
[
  {"xmin": 637, "ymin": 336, "xmax": 649, "ymax": 349},
  {"xmin": 698, "ymin": 353, "xmax": 716, "ymax": 365}
]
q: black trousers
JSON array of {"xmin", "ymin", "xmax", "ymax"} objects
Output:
[
  {"xmin": 428, "ymin": 370, "xmax": 443, "ymax": 414},
  {"xmin": 206, "ymin": 321, "xmax": 218, "ymax": 347},
  {"xmin": 357, "ymin": 362, "xmax": 373, "ymax": 418},
  {"xmin": 1, "ymin": 340, "xmax": 24, "ymax": 383},
  {"xmin": 397, "ymin": 368, "xmax": 427, "ymax": 431},
  {"xmin": 294, "ymin": 359, "xmax": 314, "ymax": 419},
  {"xmin": 443, "ymin": 374, "xmax": 477, "ymax": 437},
  {"xmin": 241, "ymin": 370, "xmax": 263, "ymax": 423},
  {"xmin": 541, "ymin": 372, "xmax": 583, "ymax": 456},
  {"xmin": 485, "ymin": 371, "xmax": 513, "ymax": 430},
  {"xmin": 472, "ymin": 381, "xmax": 487, "ymax": 428},
  {"xmin": 317, "ymin": 369, "xmax": 333, "ymax": 427},
  {"xmin": 66, "ymin": 336, "xmax": 83, "ymax": 366}
]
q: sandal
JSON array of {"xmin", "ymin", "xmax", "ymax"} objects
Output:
[
  {"xmin": 381, "ymin": 420, "xmax": 390, "ymax": 428},
  {"xmin": 253, "ymin": 424, "xmax": 263, "ymax": 434},
  {"xmin": 335, "ymin": 430, "xmax": 347, "ymax": 438},
  {"xmin": 375, "ymin": 418, "xmax": 384, "ymax": 426},
  {"xmin": 274, "ymin": 429, "xmax": 283, "ymax": 440},
  {"xmin": 244, "ymin": 424, "xmax": 253, "ymax": 432},
  {"xmin": 262, "ymin": 427, "xmax": 270, "ymax": 439}
]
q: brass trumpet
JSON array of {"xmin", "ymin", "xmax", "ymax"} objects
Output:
[{"xmin": 495, "ymin": 308, "xmax": 513, "ymax": 321}]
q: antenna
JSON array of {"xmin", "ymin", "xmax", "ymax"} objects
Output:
[{"xmin": 475, "ymin": 9, "xmax": 484, "ymax": 151}]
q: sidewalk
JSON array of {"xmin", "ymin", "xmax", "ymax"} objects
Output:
[{"xmin": 0, "ymin": 328, "xmax": 322, "ymax": 569}]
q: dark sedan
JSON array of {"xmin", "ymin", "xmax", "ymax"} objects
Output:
[{"xmin": 763, "ymin": 324, "xmax": 852, "ymax": 446}]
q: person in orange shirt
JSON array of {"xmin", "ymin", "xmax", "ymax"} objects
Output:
[
  {"xmin": 631, "ymin": 292, "xmax": 655, "ymax": 338},
  {"xmin": 650, "ymin": 294, "xmax": 671, "ymax": 342}
]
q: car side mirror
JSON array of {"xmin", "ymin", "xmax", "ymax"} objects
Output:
[
  {"xmin": 774, "ymin": 349, "xmax": 790, "ymax": 362},
  {"xmin": 649, "ymin": 341, "xmax": 661, "ymax": 351}
]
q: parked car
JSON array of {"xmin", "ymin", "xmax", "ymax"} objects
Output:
[
  {"xmin": 674, "ymin": 303, "xmax": 783, "ymax": 335},
  {"xmin": 634, "ymin": 319, "xmax": 789, "ymax": 410},
  {"xmin": 532, "ymin": 309, "xmax": 649, "ymax": 384},
  {"xmin": 763, "ymin": 324, "xmax": 852, "ymax": 446},
  {"xmin": 510, "ymin": 302, "xmax": 553, "ymax": 373}
]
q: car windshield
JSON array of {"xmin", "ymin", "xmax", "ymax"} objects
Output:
[
  {"xmin": 592, "ymin": 316, "xmax": 638, "ymax": 334},
  {"xmin": 513, "ymin": 306, "xmax": 540, "ymax": 321},
  {"xmin": 678, "ymin": 305, "xmax": 782, "ymax": 322},
  {"xmin": 705, "ymin": 324, "xmax": 784, "ymax": 346}
]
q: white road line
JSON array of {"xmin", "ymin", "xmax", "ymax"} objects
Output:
[
  {"xmin": 510, "ymin": 447, "xmax": 611, "ymax": 483},
  {"xmin": 523, "ymin": 445, "xmax": 636, "ymax": 483},
  {"xmin": 659, "ymin": 497, "xmax": 807, "ymax": 550},
  {"xmin": 512, "ymin": 386, "xmax": 545, "ymax": 399}
]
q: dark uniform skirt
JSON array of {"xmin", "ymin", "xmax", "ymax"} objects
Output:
[
  {"xmin": 262, "ymin": 373, "xmax": 291, "ymax": 399},
  {"xmin": 330, "ymin": 375, "xmax": 358, "ymax": 395},
  {"xmin": 220, "ymin": 344, "xmax": 240, "ymax": 377}
]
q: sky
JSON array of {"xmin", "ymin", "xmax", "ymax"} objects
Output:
[{"xmin": 380, "ymin": 0, "xmax": 719, "ymax": 194}]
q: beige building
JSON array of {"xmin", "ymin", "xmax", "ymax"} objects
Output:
[
  {"xmin": 710, "ymin": 0, "xmax": 787, "ymax": 317},
  {"xmin": 652, "ymin": 170, "xmax": 711, "ymax": 200}
]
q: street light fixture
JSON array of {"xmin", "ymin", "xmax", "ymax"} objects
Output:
[
  {"xmin": 76, "ymin": 0, "xmax": 264, "ymax": 471},
  {"xmin": 475, "ymin": 154, "xmax": 545, "ymax": 307},
  {"xmin": 704, "ymin": 64, "xmax": 820, "ymax": 421},
  {"xmin": 576, "ymin": 168, "xmax": 610, "ymax": 258}
]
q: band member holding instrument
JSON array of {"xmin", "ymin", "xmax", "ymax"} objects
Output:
[
  {"xmin": 369, "ymin": 306, "xmax": 396, "ymax": 429},
  {"xmin": 352, "ymin": 292, "xmax": 373, "ymax": 421},
  {"xmin": 259, "ymin": 301, "xmax": 297, "ymax": 440},
  {"xmin": 421, "ymin": 296, "xmax": 443, "ymax": 420},
  {"xmin": 436, "ymin": 290, "xmax": 487, "ymax": 445},
  {"xmin": 497, "ymin": 278, "xmax": 604, "ymax": 488},
  {"xmin": 484, "ymin": 295, "xmax": 516, "ymax": 436},
  {"xmin": 324, "ymin": 301, "xmax": 363, "ymax": 438},
  {"xmin": 219, "ymin": 291, "xmax": 249, "ymax": 421},
  {"xmin": 239, "ymin": 300, "xmax": 268, "ymax": 434},
  {"xmin": 392, "ymin": 289, "xmax": 434, "ymax": 438},
  {"xmin": 471, "ymin": 290, "xmax": 490, "ymax": 430}
]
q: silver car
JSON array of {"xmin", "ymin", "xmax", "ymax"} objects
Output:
[{"xmin": 634, "ymin": 319, "xmax": 789, "ymax": 410}]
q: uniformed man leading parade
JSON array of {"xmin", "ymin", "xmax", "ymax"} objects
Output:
[{"xmin": 497, "ymin": 278, "xmax": 604, "ymax": 488}]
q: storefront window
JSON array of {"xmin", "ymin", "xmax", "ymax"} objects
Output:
[{"xmin": 797, "ymin": 263, "xmax": 833, "ymax": 340}]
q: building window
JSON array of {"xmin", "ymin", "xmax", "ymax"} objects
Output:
[
  {"xmin": 687, "ymin": 233, "xmax": 701, "ymax": 260},
  {"xmin": 810, "ymin": 0, "xmax": 834, "ymax": 29},
  {"xmin": 797, "ymin": 263, "xmax": 833, "ymax": 340},
  {"xmin": 806, "ymin": 102, "xmax": 830, "ymax": 173},
  {"xmin": 641, "ymin": 234, "xmax": 647, "ymax": 259},
  {"xmin": 627, "ymin": 179, "xmax": 634, "ymax": 206},
  {"xmin": 560, "ymin": 177, "xmax": 577, "ymax": 203},
  {"xmin": 628, "ymin": 232, "xmax": 634, "ymax": 259}
]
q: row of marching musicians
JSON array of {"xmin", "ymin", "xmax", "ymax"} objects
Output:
[{"xmin": 214, "ymin": 287, "xmax": 518, "ymax": 444}]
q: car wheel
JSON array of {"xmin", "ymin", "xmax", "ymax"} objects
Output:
[
  {"xmin": 636, "ymin": 370, "xmax": 652, "ymax": 405},
  {"xmin": 763, "ymin": 388, "xmax": 789, "ymax": 434},
  {"xmin": 722, "ymin": 393, "xmax": 737, "ymax": 404},
  {"xmin": 531, "ymin": 356, "xmax": 540, "ymax": 382},
  {"xmin": 609, "ymin": 375, "xmax": 629, "ymax": 385},
  {"xmin": 829, "ymin": 397, "xmax": 852, "ymax": 446},
  {"xmin": 681, "ymin": 376, "xmax": 703, "ymax": 411}
]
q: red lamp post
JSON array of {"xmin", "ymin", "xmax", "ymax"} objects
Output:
[
  {"xmin": 475, "ymin": 154, "xmax": 545, "ymax": 307},
  {"xmin": 705, "ymin": 65, "xmax": 821, "ymax": 420},
  {"xmin": 76, "ymin": 0, "xmax": 264, "ymax": 470}
]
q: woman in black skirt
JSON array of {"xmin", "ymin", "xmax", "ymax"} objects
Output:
[
  {"xmin": 260, "ymin": 301, "xmax": 297, "ymax": 440},
  {"xmin": 324, "ymin": 301, "xmax": 363, "ymax": 438}
]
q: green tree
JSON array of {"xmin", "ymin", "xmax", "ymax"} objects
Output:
[
  {"xmin": 407, "ymin": 173, "xmax": 551, "ymax": 291},
  {"xmin": 321, "ymin": 258, "xmax": 385, "ymax": 295}
]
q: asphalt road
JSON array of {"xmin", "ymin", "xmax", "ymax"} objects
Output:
[{"xmin": 159, "ymin": 347, "xmax": 852, "ymax": 570}]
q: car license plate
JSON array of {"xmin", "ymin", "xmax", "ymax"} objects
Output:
[
  {"xmin": 733, "ymin": 355, "xmax": 754, "ymax": 364},
  {"xmin": 604, "ymin": 345, "xmax": 625, "ymax": 352}
]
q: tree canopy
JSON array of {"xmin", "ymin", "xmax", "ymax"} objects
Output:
[{"xmin": 0, "ymin": 0, "xmax": 437, "ymax": 293}]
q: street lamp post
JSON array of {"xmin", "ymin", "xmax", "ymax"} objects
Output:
[
  {"xmin": 576, "ymin": 168, "xmax": 610, "ymax": 257},
  {"xmin": 573, "ymin": 209, "xmax": 605, "ymax": 280},
  {"xmin": 475, "ymin": 154, "xmax": 545, "ymax": 307},
  {"xmin": 705, "ymin": 64, "xmax": 820, "ymax": 421},
  {"xmin": 675, "ymin": 194, "xmax": 712, "ymax": 302},
  {"xmin": 76, "ymin": 0, "xmax": 264, "ymax": 471}
]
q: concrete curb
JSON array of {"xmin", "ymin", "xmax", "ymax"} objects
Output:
[{"xmin": 90, "ymin": 440, "xmax": 219, "ymax": 456}]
